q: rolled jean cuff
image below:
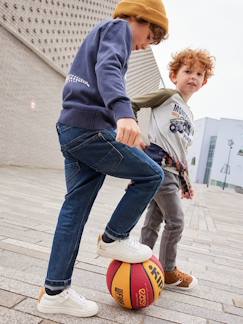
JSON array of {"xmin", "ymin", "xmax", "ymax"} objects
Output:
[
  {"xmin": 45, "ymin": 278, "xmax": 71, "ymax": 291},
  {"xmin": 164, "ymin": 263, "xmax": 176, "ymax": 272},
  {"xmin": 104, "ymin": 227, "xmax": 129, "ymax": 240}
]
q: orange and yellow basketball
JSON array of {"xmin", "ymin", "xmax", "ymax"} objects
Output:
[{"xmin": 106, "ymin": 255, "xmax": 164, "ymax": 309}]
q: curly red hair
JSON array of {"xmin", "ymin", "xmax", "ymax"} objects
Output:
[{"xmin": 169, "ymin": 49, "xmax": 215, "ymax": 81}]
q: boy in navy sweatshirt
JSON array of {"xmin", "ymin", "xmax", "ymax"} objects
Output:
[{"xmin": 37, "ymin": 0, "xmax": 168, "ymax": 318}]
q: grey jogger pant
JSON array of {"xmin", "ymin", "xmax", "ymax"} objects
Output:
[{"xmin": 140, "ymin": 170, "xmax": 184, "ymax": 271}]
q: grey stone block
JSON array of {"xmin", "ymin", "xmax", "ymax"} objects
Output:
[
  {"xmin": 143, "ymin": 316, "xmax": 175, "ymax": 324},
  {"xmin": 223, "ymin": 304, "xmax": 243, "ymax": 317},
  {"xmin": 144, "ymin": 305, "xmax": 207, "ymax": 323},
  {"xmin": 0, "ymin": 289, "xmax": 25, "ymax": 308},
  {"xmin": 234, "ymin": 298, "xmax": 243, "ymax": 308},
  {"xmin": 40, "ymin": 320, "xmax": 61, "ymax": 324},
  {"xmin": 0, "ymin": 305, "xmax": 41, "ymax": 324},
  {"xmin": 163, "ymin": 290, "xmax": 222, "ymax": 311}
]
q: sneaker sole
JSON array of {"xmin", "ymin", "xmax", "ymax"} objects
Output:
[
  {"xmin": 37, "ymin": 303, "xmax": 98, "ymax": 317},
  {"xmin": 165, "ymin": 277, "xmax": 198, "ymax": 291},
  {"xmin": 97, "ymin": 249, "xmax": 152, "ymax": 263}
]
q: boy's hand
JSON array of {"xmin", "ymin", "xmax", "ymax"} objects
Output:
[
  {"xmin": 181, "ymin": 187, "xmax": 194, "ymax": 199},
  {"xmin": 116, "ymin": 118, "xmax": 146, "ymax": 149}
]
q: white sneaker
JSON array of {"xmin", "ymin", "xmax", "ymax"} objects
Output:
[
  {"xmin": 97, "ymin": 235, "xmax": 152, "ymax": 263},
  {"xmin": 37, "ymin": 287, "xmax": 98, "ymax": 317}
]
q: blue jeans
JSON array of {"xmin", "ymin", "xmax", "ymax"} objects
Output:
[{"xmin": 45, "ymin": 123, "xmax": 164, "ymax": 290}]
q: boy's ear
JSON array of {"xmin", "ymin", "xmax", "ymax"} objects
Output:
[
  {"xmin": 170, "ymin": 72, "xmax": 177, "ymax": 84},
  {"xmin": 202, "ymin": 79, "xmax": 208, "ymax": 86}
]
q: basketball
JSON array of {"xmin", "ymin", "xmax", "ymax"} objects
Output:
[{"xmin": 106, "ymin": 255, "xmax": 164, "ymax": 309}]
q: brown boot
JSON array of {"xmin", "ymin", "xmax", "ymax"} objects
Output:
[{"xmin": 164, "ymin": 267, "xmax": 198, "ymax": 290}]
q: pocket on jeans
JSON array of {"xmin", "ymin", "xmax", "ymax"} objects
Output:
[
  {"xmin": 56, "ymin": 123, "xmax": 72, "ymax": 135},
  {"xmin": 64, "ymin": 161, "xmax": 80, "ymax": 193},
  {"xmin": 69, "ymin": 130, "xmax": 124, "ymax": 174}
]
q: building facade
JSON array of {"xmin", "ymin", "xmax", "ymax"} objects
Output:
[
  {"xmin": 0, "ymin": 0, "xmax": 161, "ymax": 168},
  {"xmin": 188, "ymin": 117, "xmax": 243, "ymax": 190}
]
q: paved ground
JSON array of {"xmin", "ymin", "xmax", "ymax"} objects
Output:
[{"xmin": 0, "ymin": 166, "xmax": 243, "ymax": 324}]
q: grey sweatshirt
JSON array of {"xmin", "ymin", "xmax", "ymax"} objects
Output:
[{"xmin": 132, "ymin": 89, "xmax": 194, "ymax": 171}]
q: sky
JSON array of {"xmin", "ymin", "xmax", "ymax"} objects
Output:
[{"xmin": 152, "ymin": 0, "xmax": 243, "ymax": 121}]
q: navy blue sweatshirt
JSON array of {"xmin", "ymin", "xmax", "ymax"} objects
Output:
[{"xmin": 58, "ymin": 19, "xmax": 135, "ymax": 130}]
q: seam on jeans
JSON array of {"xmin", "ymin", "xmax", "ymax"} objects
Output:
[
  {"xmin": 98, "ymin": 132, "xmax": 123, "ymax": 160},
  {"xmin": 63, "ymin": 133, "xmax": 99, "ymax": 152},
  {"xmin": 45, "ymin": 284, "xmax": 67, "ymax": 290},
  {"xmin": 65, "ymin": 161, "xmax": 81, "ymax": 184},
  {"xmin": 121, "ymin": 144, "xmax": 163, "ymax": 178},
  {"xmin": 66, "ymin": 175, "xmax": 104, "ymax": 274},
  {"xmin": 45, "ymin": 279, "xmax": 70, "ymax": 282},
  {"xmin": 58, "ymin": 125, "xmax": 72, "ymax": 134},
  {"xmin": 105, "ymin": 226, "xmax": 129, "ymax": 239}
]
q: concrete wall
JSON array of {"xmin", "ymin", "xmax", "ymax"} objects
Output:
[{"xmin": 0, "ymin": 26, "xmax": 64, "ymax": 168}]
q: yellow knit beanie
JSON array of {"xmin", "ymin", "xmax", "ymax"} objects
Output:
[{"xmin": 113, "ymin": 0, "xmax": 168, "ymax": 34}]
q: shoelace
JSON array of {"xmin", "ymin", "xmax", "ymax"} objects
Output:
[
  {"xmin": 123, "ymin": 237, "xmax": 140, "ymax": 248},
  {"xmin": 174, "ymin": 268, "xmax": 190, "ymax": 281},
  {"xmin": 65, "ymin": 288, "xmax": 86, "ymax": 302}
]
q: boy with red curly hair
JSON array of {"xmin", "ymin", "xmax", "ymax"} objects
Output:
[{"xmin": 132, "ymin": 49, "xmax": 215, "ymax": 290}]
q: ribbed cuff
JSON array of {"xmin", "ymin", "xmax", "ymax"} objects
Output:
[{"xmin": 112, "ymin": 100, "xmax": 135, "ymax": 121}]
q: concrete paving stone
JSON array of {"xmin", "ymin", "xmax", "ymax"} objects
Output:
[
  {"xmin": 174, "ymin": 285, "xmax": 236, "ymax": 306},
  {"xmin": 189, "ymin": 212, "xmax": 199, "ymax": 230},
  {"xmin": 0, "ymin": 249, "xmax": 43, "ymax": 271},
  {"xmin": 2, "ymin": 238, "xmax": 50, "ymax": 254},
  {"xmin": 77, "ymin": 255, "xmax": 111, "ymax": 268},
  {"xmin": 179, "ymin": 244, "xmax": 211, "ymax": 255},
  {"xmin": 40, "ymin": 320, "xmax": 61, "ymax": 324},
  {"xmin": 0, "ymin": 289, "xmax": 26, "ymax": 308},
  {"xmin": 204, "ymin": 214, "xmax": 217, "ymax": 232},
  {"xmin": 0, "ymin": 305, "xmax": 41, "ymax": 324},
  {"xmin": 216, "ymin": 224, "xmax": 243, "ymax": 236},
  {"xmin": 162, "ymin": 290, "xmax": 222, "ymax": 311},
  {"xmin": 197, "ymin": 270, "xmax": 243, "ymax": 289},
  {"xmin": 71, "ymin": 267, "xmax": 108, "ymax": 293},
  {"xmin": 199, "ymin": 279, "xmax": 243, "ymax": 296},
  {"xmin": 0, "ymin": 224, "xmax": 53, "ymax": 245},
  {"xmin": 213, "ymin": 257, "xmax": 243, "ymax": 271},
  {"xmin": 209, "ymin": 246, "xmax": 243, "ymax": 258},
  {"xmin": 2, "ymin": 213, "xmax": 41, "ymax": 228},
  {"xmin": 0, "ymin": 249, "xmax": 47, "ymax": 271},
  {"xmin": 206, "ymin": 263, "xmax": 243, "ymax": 278},
  {"xmin": 0, "ymin": 209, "xmax": 56, "ymax": 227},
  {"xmin": 144, "ymin": 305, "xmax": 207, "ymax": 324},
  {"xmin": 75, "ymin": 261, "xmax": 107, "ymax": 275},
  {"xmin": 155, "ymin": 295, "xmax": 243, "ymax": 323},
  {"xmin": 0, "ymin": 241, "xmax": 50, "ymax": 261},
  {"xmin": 186, "ymin": 251, "xmax": 243, "ymax": 269},
  {"xmin": 234, "ymin": 298, "xmax": 243, "ymax": 308},
  {"xmin": 97, "ymin": 303, "xmax": 144, "ymax": 324},
  {"xmin": 0, "ymin": 264, "xmax": 44, "ymax": 287},
  {"xmin": 223, "ymin": 304, "xmax": 243, "ymax": 318},
  {"xmin": 31, "ymin": 225, "xmax": 55, "ymax": 234},
  {"xmin": 0, "ymin": 273, "xmax": 42, "ymax": 299},
  {"xmin": 143, "ymin": 316, "xmax": 176, "ymax": 324}
]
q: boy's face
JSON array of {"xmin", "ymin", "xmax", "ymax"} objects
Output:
[
  {"xmin": 129, "ymin": 18, "xmax": 155, "ymax": 50},
  {"xmin": 171, "ymin": 62, "xmax": 207, "ymax": 98}
]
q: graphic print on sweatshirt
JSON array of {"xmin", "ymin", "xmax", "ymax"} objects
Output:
[
  {"xmin": 169, "ymin": 102, "xmax": 194, "ymax": 147},
  {"xmin": 65, "ymin": 74, "xmax": 90, "ymax": 88}
]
